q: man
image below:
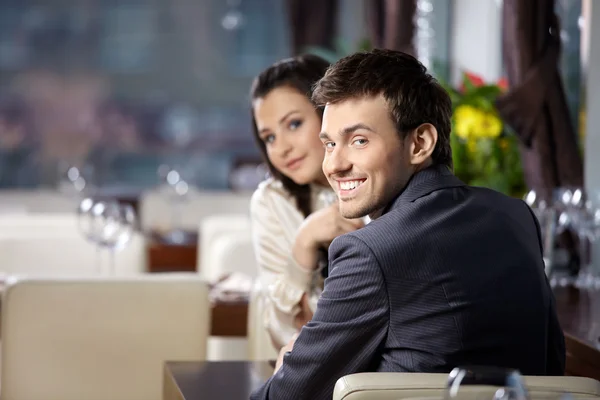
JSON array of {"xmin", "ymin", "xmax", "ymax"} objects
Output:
[{"xmin": 250, "ymin": 49, "xmax": 565, "ymax": 400}]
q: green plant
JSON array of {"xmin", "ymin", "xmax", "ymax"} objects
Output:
[{"xmin": 441, "ymin": 72, "xmax": 525, "ymax": 197}]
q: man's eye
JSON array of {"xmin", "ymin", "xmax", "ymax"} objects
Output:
[
  {"xmin": 324, "ymin": 142, "xmax": 335, "ymax": 149},
  {"xmin": 352, "ymin": 138, "xmax": 368, "ymax": 146}
]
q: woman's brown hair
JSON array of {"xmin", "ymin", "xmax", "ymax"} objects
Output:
[{"xmin": 250, "ymin": 54, "xmax": 330, "ymax": 217}]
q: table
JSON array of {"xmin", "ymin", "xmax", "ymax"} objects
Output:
[
  {"xmin": 209, "ymin": 286, "xmax": 600, "ymax": 377},
  {"xmin": 147, "ymin": 231, "xmax": 198, "ymax": 273},
  {"xmin": 554, "ymin": 286, "xmax": 600, "ymax": 380},
  {"xmin": 163, "ymin": 361, "xmax": 273, "ymax": 400},
  {"xmin": 211, "ymin": 299, "xmax": 248, "ymax": 337},
  {"xmin": 165, "ymin": 288, "xmax": 600, "ymax": 400}
]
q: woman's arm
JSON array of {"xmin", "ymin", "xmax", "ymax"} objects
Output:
[{"xmin": 250, "ymin": 186, "xmax": 319, "ymax": 347}]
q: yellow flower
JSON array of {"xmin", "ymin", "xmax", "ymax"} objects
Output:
[
  {"xmin": 454, "ymin": 105, "xmax": 481, "ymax": 140},
  {"xmin": 479, "ymin": 112, "xmax": 503, "ymax": 139}
]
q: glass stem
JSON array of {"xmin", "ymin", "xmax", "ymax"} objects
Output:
[
  {"xmin": 109, "ymin": 248, "xmax": 116, "ymax": 276},
  {"xmin": 95, "ymin": 245, "xmax": 102, "ymax": 275},
  {"xmin": 579, "ymin": 234, "xmax": 591, "ymax": 286},
  {"xmin": 171, "ymin": 196, "xmax": 183, "ymax": 231}
]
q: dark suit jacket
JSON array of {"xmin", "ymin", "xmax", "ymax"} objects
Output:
[{"xmin": 251, "ymin": 165, "xmax": 565, "ymax": 400}]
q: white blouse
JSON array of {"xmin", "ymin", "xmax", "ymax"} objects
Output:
[{"xmin": 250, "ymin": 178, "xmax": 333, "ymax": 348}]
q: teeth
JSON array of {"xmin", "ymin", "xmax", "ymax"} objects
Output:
[{"xmin": 340, "ymin": 180, "xmax": 363, "ymax": 190}]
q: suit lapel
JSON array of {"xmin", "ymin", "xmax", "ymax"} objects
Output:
[{"xmin": 382, "ymin": 164, "xmax": 465, "ymax": 216}]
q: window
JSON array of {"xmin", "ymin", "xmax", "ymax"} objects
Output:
[{"xmin": 0, "ymin": 0, "xmax": 295, "ymax": 190}]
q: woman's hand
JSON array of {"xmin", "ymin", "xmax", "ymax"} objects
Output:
[{"xmin": 292, "ymin": 203, "xmax": 364, "ymax": 270}]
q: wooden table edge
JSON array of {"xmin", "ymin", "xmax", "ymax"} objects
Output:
[{"xmin": 163, "ymin": 363, "xmax": 185, "ymax": 400}]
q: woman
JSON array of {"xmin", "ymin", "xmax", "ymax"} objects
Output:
[{"xmin": 249, "ymin": 54, "xmax": 363, "ymax": 350}]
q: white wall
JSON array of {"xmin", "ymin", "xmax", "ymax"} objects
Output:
[{"xmin": 450, "ymin": 0, "xmax": 503, "ymax": 85}]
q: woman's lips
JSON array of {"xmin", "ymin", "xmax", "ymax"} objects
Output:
[{"xmin": 286, "ymin": 156, "xmax": 305, "ymax": 170}]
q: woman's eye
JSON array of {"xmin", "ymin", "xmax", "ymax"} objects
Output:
[
  {"xmin": 288, "ymin": 119, "xmax": 303, "ymax": 130},
  {"xmin": 263, "ymin": 134, "xmax": 275, "ymax": 144}
]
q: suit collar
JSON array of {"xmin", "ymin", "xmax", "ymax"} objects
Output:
[{"xmin": 381, "ymin": 164, "xmax": 465, "ymax": 216}]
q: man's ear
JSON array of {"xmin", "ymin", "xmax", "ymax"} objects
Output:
[{"xmin": 408, "ymin": 123, "xmax": 437, "ymax": 165}]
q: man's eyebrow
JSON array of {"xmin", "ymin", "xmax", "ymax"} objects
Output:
[
  {"xmin": 319, "ymin": 123, "xmax": 375, "ymax": 141},
  {"xmin": 319, "ymin": 132, "xmax": 330, "ymax": 140},
  {"xmin": 340, "ymin": 123, "xmax": 375, "ymax": 135}
]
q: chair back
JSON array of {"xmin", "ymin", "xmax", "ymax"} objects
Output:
[
  {"xmin": 333, "ymin": 373, "xmax": 600, "ymax": 400},
  {"xmin": 0, "ymin": 214, "xmax": 146, "ymax": 276},
  {"xmin": 139, "ymin": 190, "xmax": 252, "ymax": 232},
  {"xmin": 1, "ymin": 275, "xmax": 210, "ymax": 400},
  {"xmin": 247, "ymin": 280, "xmax": 278, "ymax": 361},
  {"xmin": 198, "ymin": 213, "xmax": 251, "ymax": 281}
]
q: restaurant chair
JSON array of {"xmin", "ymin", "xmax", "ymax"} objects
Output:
[
  {"xmin": 138, "ymin": 189, "xmax": 252, "ymax": 233},
  {"xmin": 1, "ymin": 274, "xmax": 210, "ymax": 400},
  {"xmin": 248, "ymin": 280, "xmax": 278, "ymax": 361},
  {"xmin": 333, "ymin": 372, "xmax": 600, "ymax": 400},
  {"xmin": 198, "ymin": 213, "xmax": 251, "ymax": 282},
  {"xmin": 0, "ymin": 189, "xmax": 75, "ymax": 214},
  {"xmin": 0, "ymin": 213, "xmax": 146, "ymax": 276},
  {"xmin": 206, "ymin": 230, "xmax": 256, "ymax": 361}
]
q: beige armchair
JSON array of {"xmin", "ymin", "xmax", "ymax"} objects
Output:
[
  {"xmin": 198, "ymin": 213, "xmax": 252, "ymax": 281},
  {"xmin": 1, "ymin": 275, "xmax": 210, "ymax": 400},
  {"xmin": 139, "ymin": 189, "xmax": 252, "ymax": 233},
  {"xmin": 247, "ymin": 279, "xmax": 278, "ymax": 361},
  {"xmin": 333, "ymin": 373, "xmax": 600, "ymax": 400},
  {"xmin": 0, "ymin": 213, "xmax": 146, "ymax": 276},
  {"xmin": 204, "ymin": 229, "xmax": 256, "ymax": 361}
]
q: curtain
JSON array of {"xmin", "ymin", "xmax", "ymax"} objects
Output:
[
  {"xmin": 286, "ymin": 0, "xmax": 338, "ymax": 55},
  {"xmin": 366, "ymin": 0, "xmax": 416, "ymax": 54},
  {"xmin": 496, "ymin": 0, "xmax": 584, "ymax": 272}
]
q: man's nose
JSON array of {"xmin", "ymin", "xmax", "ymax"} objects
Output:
[{"xmin": 323, "ymin": 147, "xmax": 352, "ymax": 176}]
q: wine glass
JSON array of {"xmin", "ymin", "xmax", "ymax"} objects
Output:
[
  {"xmin": 574, "ymin": 190, "xmax": 600, "ymax": 288},
  {"xmin": 77, "ymin": 197, "xmax": 103, "ymax": 273},
  {"xmin": 92, "ymin": 201, "xmax": 136, "ymax": 276},
  {"xmin": 161, "ymin": 166, "xmax": 191, "ymax": 244},
  {"xmin": 523, "ymin": 189, "xmax": 557, "ymax": 278},
  {"xmin": 445, "ymin": 366, "xmax": 529, "ymax": 400}
]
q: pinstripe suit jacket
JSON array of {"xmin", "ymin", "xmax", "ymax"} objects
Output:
[{"xmin": 250, "ymin": 164, "xmax": 565, "ymax": 400}]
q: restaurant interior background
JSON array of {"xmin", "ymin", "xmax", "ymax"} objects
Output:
[
  {"xmin": 0, "ymin": 0, "xmax": 586, "ymax": 191},
  {"xmin": 2, "ymin": 1, "xmax": 600, "ymax": 399},
  {"xmin": 0, "ymin": 0, "xmax": 596, "ymax": 266}
]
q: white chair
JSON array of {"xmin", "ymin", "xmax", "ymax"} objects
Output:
[
  {"xmin": 0, "ymin": 213, "xmax": 80, "ymax": 236},
  {"xmin": 0, "ymin": 213, "xmax": 146, "ymax": 276},
  {"xmin": 198, "ymin": 213, "xmax": 252, "ymax": 281},
  {"xmin": 205, "ymin": 230, "xmax": 257, "ymax": 361},
  {"xmin": 247, "ymin": 280, "xmax": 278, "ymax": 361},
  {"xmin": 0, "ymin": 233, "xmax": 146, "ymax": 276},
  {"xmin": 139, "ymin": 189, "xmax": 252, "ymax": 233},
  {"xmin": 1, "ymin": 275, "xmax": 211, "ymax": 400},
  {"xmin": 0, "ymin": 190, "xmax": 76, "ymax": 214},
  {"xmin": 333, "ymin": 372, "xmax": 600, "ymax": 400}
]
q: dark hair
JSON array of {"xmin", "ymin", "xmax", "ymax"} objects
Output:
[
  {"xmin": 250, "ymin": 54, "xmax": 330, "ymax": 217},
  {"xmin": 312, "ymin": 49, "xmax": 453, "ymax": 169}
]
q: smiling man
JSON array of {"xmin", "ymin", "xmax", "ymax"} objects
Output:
[{"xmin": 250, "ymin": 49, "xmax": 565, "ymax": 400}]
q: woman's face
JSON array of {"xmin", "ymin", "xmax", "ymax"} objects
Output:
[{"xmin": 253, "ymin": 86, "xmax": 326, "ymax": 185}]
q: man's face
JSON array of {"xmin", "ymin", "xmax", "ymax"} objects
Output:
[{"xmin": 320, "ymin": 95, "xmax": 414, "ymax": 219}]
